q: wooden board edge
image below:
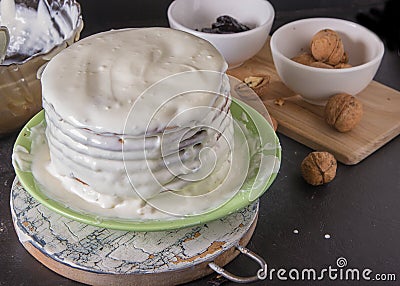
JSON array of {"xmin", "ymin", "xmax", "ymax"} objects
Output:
[{"xmin": 276, "ymin": 117, "xmax": 400, "ymax": 165}]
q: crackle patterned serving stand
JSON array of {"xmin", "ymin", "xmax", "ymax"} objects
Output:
[{"xmin": 10, "ymin": 178, "xmax": 265, "ymax": 285}]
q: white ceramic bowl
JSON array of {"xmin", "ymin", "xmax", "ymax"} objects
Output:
[
  {"xmin": 270, "ymin": 18, "xmax": 384, "ymax": 105},
  {"xmin": 168, "ymin": 0, "xmax": 274, "ymax": 68}
]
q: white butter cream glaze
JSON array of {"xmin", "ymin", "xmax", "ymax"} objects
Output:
[
  {"xmin": 42, "ymin": 28, "xmax": 228, "ymax": 133},
  {"xmin": 36, "ymin": 28, "xmax": 249, "ymax": 217}
]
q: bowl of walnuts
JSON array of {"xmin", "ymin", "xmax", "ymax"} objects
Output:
[{"xmin": 270, "ymin": 18, "xmax": 384, "ymax": 105}]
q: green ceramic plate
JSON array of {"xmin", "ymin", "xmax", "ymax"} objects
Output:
[{"xmin": 13, "ymin": 98, "xmax": 281, "ymax": 231}]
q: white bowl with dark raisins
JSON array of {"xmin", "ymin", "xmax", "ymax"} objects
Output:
[{"xmin": 168, "ymin": 0, "xmax": 275, "ymax": 68}]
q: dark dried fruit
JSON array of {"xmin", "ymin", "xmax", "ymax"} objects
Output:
[{"xmin": 199, "ymin": 15, "xmax": 251, "ymax": 34}]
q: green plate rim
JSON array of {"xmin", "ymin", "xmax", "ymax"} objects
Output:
[{"xmin": 13, "ymin": 98, "xmax": 281, "ymax": 231}]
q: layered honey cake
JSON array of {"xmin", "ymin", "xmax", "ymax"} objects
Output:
[{"xmin": 39, "ymin": 28, "xmax": 236, "ymax": 216}]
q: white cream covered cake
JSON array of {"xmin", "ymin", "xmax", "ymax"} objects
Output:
[{"xmin": 34, "ymin": 27, "xmax": 242, "ymax": 217}]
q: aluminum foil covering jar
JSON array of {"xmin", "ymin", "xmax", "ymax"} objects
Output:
[{"xmin": 0, "ymin": 0, "xmax": 83, "ymax": 136}]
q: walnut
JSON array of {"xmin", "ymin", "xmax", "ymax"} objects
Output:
[
  {"xmin": 310, "ymin": 61, "xmax": 334, "ymax": 69},
  {"xmin": 340, "ymin": 52, "xmax": 349, "ymax": 64},
  {"xmin": 311, "ymin": 29, "xmax": 344, "ymax": 65},
  {"xmin": 291, "ymin": 52, "xmax": 315, "ymax": 66},
  {"xmin": 301, "ymin": 151, "xmax": 337, "ymax": 186},
  {"xmin": 325, "ymin": 93, "xmax": 363, "ymax": 132},
  {"xmin": 291, "ymin": 30, "xmax": 352, "ymax": 69},
  {"xmin": 334, "ymin": 63, "xmax": 352, "ymax": 69}
]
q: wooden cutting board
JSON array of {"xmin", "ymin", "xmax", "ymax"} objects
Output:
[{"xmin": 228, "ymin": 38, "xmax": 400, "ymax": 165}]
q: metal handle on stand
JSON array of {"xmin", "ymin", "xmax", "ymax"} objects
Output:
[{"xmin": 209, "ymin": 245, "xmax": 267, "ymax": 283}]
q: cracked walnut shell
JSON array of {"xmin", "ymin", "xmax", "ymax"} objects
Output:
[
  {"xmin": 301, "ymin": 152, "xmax": 337, "ymax": 186},
  {"xmin": 325, "ymin": 93, "xmax": 363, "ymax": 132},
  {"xmin": 243, "ymin": 75, "xmax": 270, "ymax": 94}
]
